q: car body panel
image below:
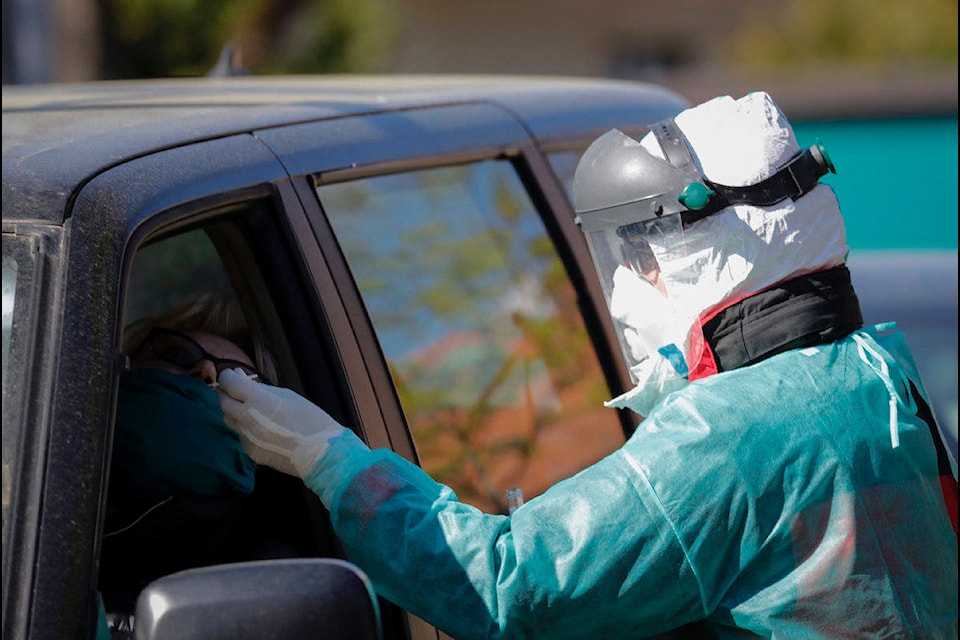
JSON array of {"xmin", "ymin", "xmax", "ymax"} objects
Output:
[
  {"xmin": 6, "ymin": 135, "xmax": 297, "ymax": 640},
  {"xmin": 2, "ymin": 76, "xmax": 688, "ymax": 225}
]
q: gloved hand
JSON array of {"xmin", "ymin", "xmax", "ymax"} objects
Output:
[{"xmin": 217, "ymin": 368, "xmax": 346, "ymax": 478}]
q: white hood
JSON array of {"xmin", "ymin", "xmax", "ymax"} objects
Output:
[
  {"xmin": 640, "ymin": 91, "xmax": 849, "ymax": 321},
  {"xmin": 605, "ymin": 91, "xmax": 849, "ymax": 416}
]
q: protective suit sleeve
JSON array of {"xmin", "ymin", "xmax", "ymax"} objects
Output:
[
  {"xmin": 305, "ymin": 434, "xmax": 705, "ymax": 640},
  {"xmin": 304, "ymin": 327, "xmax": 958, "ymax": 640}
]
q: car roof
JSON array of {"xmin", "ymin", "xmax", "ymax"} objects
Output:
[{"xmin": 2, "ymin": 75, "xmax": 689, "ymax": 225}]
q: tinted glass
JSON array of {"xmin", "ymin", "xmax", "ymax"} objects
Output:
[
  {"xmin": 318, "ymin": 161, "xmax": 625, "ymax": 514},
  {"xmin": 125, "ymin": 229, "xmax": 234, "ymax": 328},
  {"xmin": 1, "ymin": 254, "xmax": 17, "ymax": 556},
  {"xmin": 2, "ymin": 257, "xmax": 16, "ymax": 405}
]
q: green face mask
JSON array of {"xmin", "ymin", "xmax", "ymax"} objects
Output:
[{"xmin": 113, "ymin": 368, "xmax": 256, "ymax": 497}]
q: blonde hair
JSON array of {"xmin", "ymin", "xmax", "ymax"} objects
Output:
[{"xmin": 123, "ymin": 290, "xmax": 278, "ymax": 383}]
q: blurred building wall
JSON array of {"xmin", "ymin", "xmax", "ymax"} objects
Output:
[
  {"xmin": 385, "ymin": 0, "xmax": 958, "ymax": 118},
  {"xmin": 387, "ymin": 0, "xmax": 765, "ymax": 79}
]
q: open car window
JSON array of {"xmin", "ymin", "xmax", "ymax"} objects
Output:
[{"xmin": 101, "ymin": 203, "xmax": 340, "ymax": 624}]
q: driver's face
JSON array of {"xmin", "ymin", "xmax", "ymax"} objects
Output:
[{"xmin": 622, "ymin": 235, "xmax": 667, "ymax": 296}]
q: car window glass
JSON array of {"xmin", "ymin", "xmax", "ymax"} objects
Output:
[
  {"xmin": 317, "ymin": 161, "xmax": 625, "ymax": 514},
  {"xmin": 125, "ymin": 229, "xmax": 234, "ymax": 327},
  {"xmin": 2, "ymin": 257, "xmax": 17, "ymax": 403}
]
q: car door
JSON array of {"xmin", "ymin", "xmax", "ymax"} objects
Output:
[
  {"xmin": 4, "ymin": 132, "xmax": 375, "ymax": 639},
  {"xmin": 257, "ymin": 102, "xmax": 638, "ymax": 638}
]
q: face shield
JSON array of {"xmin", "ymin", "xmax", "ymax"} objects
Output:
[
  {"xmin": 577, "ymin": 190, "xmax": 695, "ymax": 402},
  {"xmin": 573, "ymin": 97, "xmax": 836, "ymax": 415}
]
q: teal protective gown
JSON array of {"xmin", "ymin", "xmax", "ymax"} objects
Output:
[{"xmin": 306, "ymin": 324, "xmax": 958, "ymax": 639}]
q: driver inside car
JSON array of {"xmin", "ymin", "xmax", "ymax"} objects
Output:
[
  {"xmin": 97, "ymin": 293, "xmax": 283, "ymax": 638},
  {"xmin": 216, "ymin": 92, "xmax": 958, "ymax": 639}
]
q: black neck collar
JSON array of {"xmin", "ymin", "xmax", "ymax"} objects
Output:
[{"xmin": 701, "ymin": 266, "xmax": 864, "ymax": 373}]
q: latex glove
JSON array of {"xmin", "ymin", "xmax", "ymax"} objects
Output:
[{"xmin": 217, "ymin": 368, "xmax": 346, "ymax": 478}]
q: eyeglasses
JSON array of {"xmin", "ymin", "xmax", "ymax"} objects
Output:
[{"xmin": 131, "ymin": 327, "xmax": 267, "ymax": 383}]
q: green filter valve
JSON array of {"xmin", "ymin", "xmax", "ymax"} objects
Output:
[{"xmin": 678, "ymin": 182, "xmax": 716, "ymax": 210}]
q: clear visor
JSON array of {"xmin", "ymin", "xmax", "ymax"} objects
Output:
[{"xmin": 583, "ymin": 214, "xmax": 694, "ymax": 384}]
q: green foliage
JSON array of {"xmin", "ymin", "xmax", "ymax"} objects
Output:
[
  {"xmin": 103, "ymin": 0, "xmax": 396, "ymax": 79},
  {"xmin": 249, "ymin": 0, "xmax": 396, "ymax": 74},
  {"xmin": 727, "ymin": 0, "xmax": 958, "ymax": 71},
  {"xmin": 107, "ymin": 0, "xmax": 236, "ymax": 77}
]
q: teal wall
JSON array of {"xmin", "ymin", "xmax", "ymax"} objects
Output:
[{"xmin": 793, "ymin": 116, "xmax": 958, "ymax": 251}]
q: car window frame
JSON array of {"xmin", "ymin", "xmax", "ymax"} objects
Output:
[
  {"xmin": 1, "ymin": 225, "xmax": 64, "ymax": 640},
  {"xmin": 16, "ymin": 133, "xmax": 310, "ymax": 640},
  {"xmin": 256, "ymin": 104, "xmax": 646, "ymax": 640},
  {"xmin": 96, "ymin": 150, "xmax": 421, "ymax": 639},
  {"xmin": 259, "ymin": 104, "xmax": 639, "ymax": 473}
]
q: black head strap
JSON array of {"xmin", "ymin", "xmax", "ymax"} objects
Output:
[
  {"xmin": 706, "ymin": 144, "xmax": 834, "ymax": 209},
  {"xmin": 650, "ymin": 118, "xmax": 699, "ymax": 179},
  {"xmin": 650, "ymin": 118, "xmax": 836, "ymax": 225}
]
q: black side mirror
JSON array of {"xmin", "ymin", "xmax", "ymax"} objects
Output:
[{"xmin": 134, "ymin": 558, "xmax": 382, "ymax": 640}]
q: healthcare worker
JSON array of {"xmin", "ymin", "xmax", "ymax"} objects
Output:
[{"xmin": 218, "ymin": 92, "xmax": 958, "ymax": 639}]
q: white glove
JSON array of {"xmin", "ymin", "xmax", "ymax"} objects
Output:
[{"xmin": 217, "ymin": 368, "xmax": 346, "ymax": 478}]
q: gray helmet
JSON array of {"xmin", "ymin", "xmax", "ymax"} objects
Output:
[
  {"xmin": 573, "ymin": 125, "xmax": 700, "ymax": 233},
  {"xmin": 573, "ymin": 119, "xmax": 835, "ymax": 233}
]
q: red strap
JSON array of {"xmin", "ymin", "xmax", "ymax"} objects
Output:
[
  {"xmin": 685, "ymin": 287, "xmax": 755, "ymax": 382},
  {"xmin": 940, "ymin": 474, "xmax": 959, "ymax": 536},
  {"xmin": 686, "ymin": 323, "xmax": 717, "ymax": 382}
]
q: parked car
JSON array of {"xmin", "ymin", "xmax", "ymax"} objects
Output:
[{"xmin": 3, "ymin": 76, "xmax": 955, "ymax": 640}]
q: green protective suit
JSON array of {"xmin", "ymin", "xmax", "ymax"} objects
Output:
[{"xmin": 306, "ymin": 324, "xmax": 958, "ymax": 639}]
